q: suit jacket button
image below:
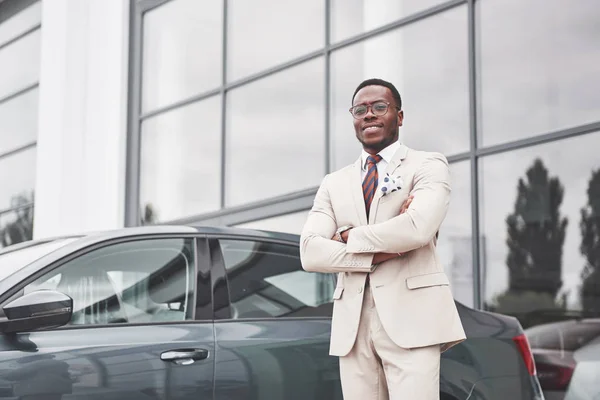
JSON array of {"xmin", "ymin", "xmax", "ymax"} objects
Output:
[{"xmin": 358, "ymin": 286, "xmax": 363, "ymax": 294}]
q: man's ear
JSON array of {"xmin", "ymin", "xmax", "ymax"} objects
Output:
[{"xmin": 397, "ymin": 110, "xmax": 404, "ymax": 127}]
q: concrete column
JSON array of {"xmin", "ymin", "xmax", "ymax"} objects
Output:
[{"xmin": 33, "ymin": 0, "xmax": 130, "ymax": 239}]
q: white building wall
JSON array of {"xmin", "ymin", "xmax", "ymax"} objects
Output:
[{"xmin": 33, "ymin": 0, "xmax": 130, "ymax": 239}]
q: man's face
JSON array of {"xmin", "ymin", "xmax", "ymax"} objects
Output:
[{"xmin": 352, "ymin": 85, "xmax": 403, "ymax": 154}]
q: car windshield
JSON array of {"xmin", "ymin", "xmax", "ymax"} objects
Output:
[{"xmin": 0, "ymin": 238, "xmax": 79, "ymax": 281}]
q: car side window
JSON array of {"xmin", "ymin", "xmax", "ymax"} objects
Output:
[
  {"xmin": 23, "ymin": 238, "xmax": 196, "ymax": 325},
  {"xmin": 219, "ymin": 239, "xmax": 334, "ymax": 319}
]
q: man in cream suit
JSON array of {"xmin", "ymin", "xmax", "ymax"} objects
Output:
[{"xmin": 300, "ymin": 78, "xmax": 466, "ymax": 399}]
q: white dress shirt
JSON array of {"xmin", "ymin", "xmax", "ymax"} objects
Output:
[{"xmin": 360, "ymin": 140, "xmax": 402, "ymax": 187}]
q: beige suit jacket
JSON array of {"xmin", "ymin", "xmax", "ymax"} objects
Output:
[{"xmin": 300, "ymin": 144, "xmax": 466, "ymax": 357}]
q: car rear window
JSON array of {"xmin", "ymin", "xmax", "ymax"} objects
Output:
[{"xmin": 527, "ymin": 321, "xmax": 600, "ymax": 351}]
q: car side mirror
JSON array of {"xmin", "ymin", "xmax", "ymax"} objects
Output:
[{"xmin": 0, "ymin": 290, "xmax": 72, "ymax": 334}]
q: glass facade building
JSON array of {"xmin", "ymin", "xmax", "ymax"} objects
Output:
[
  {"xmin": 127, "ymin": 0, "xmax": 600, "ymax": 315},
  {"xmin": 1, "ymin": 1, "xmax": 600, "ymax": 389}
]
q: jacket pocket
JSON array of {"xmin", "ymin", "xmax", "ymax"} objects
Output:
[{"xmin": 406, "ymin": 272, "xmax": 449, "ymax": 289}]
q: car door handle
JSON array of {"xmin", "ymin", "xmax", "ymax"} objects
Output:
[{"xmin": 161, "ymin": 348, "xmax": 209, "ymax": 365}]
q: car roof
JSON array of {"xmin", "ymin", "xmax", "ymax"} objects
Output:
[
  {"xmin": 0, "ymin": 224, "xmax": 301, "ymax": 294},
  {"xmin": 84, "ymin": 224, "xmax": 301, "ymax": 242},
  {"xmin": 0, "ymin": 224, "xmax": 300, "ymax": 257}
]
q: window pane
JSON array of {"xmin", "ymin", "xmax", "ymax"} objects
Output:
[
  {"xmin": 227, "ymin": 0, "xmax": 324, "ymax": 81},
  {"xmin": 226, "ymin": 59, "xmax": 325, "ymax": 207},
  {"xmin": 0, "ymin": 89, "xmax": 38, "ymax": 154},
  {"xmin": 477, "ymin": 0, "xmax": 600, "ymax": 146},
  {"xmin": 140, "ymin": 96, "xmax": 221, "ymax": 223},
  {"xmin": 438, "ymin": 161, "xmax": 473, "ymax": 307},
  {"xmin": 219, "ymin": 239, "xmax": 334, "ymax": 318},
  {"xmin": 0, "ymin": 29, "xmax": 40, "ymax": 99},
  {"xmin": 330, "ymin": 6, "xmax": 468, "ymax": 170},
  {"xmin": 24, "ymin": 238, "xmax": 196, "ymax": 325},
  {"xmin": 331, "ymin": 0, "xmax": 450, "ymax": 43},
  {"xmin": 233, "ymin": 210, "xmax": 310, "ymax": 235},
  {"xmin": 0, "ymin": 205, "xmax": 34, "ymax": 250},
  {"xmin": 480, "ymin": 132, "xmax": 600, "ymax": 331},
  {"xmin": 0, "ymin": 1, "xmax": 41, "ymax": 46},
  {"xmin": 0, "ymin": 148, "xmax": 35, "ymax": 211},
  {"xmin": 142, "ymin": 0, "xmax": 223, "ymax": 112}
]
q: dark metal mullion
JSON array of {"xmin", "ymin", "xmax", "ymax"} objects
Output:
[
  {"xmin": 475, "ymin": 121, "xmax": 600, "ymax": 158},
  {"xmin": 0, "ymin": 141, "xmax": 36, "ymax": 161},
  {"xmin": 220, "ymin": 0, "xmax": 228, "ymax": 209},
  {"xmin": 324, "ymin": 0, "xmax": 331, "ymax": 174},
  {"xmin": 0, "ymin": 24, "xmax": 40, "ymax": 52},
  {"xmin": 447, "ymin": 152, "xmax": 471, "ymax": 163},
  {"xmin": 0, "ymin": 83, "xmax": 38, "ymax": 107},
  {"xmin": 467, "ymin": 0, "xmax": 481, "ymax": 309},
  {"xmin": 124, "ymin": 1, "xmax": 144, "ymax": 227}
]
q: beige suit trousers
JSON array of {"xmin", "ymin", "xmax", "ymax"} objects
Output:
[{"xmin": 339, "ymin": 282, "xmax": 441, "ymax": 400}]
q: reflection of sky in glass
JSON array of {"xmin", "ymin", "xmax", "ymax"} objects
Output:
[
  {"xmin": 331, "ymin": 0, "xmax": 450, "ymax": 43},
  {"xmin": 225, "ymin": 58, "xmax": 325, "ymax": 207},
  {"xmin": 0, "ymin": 89, "xmax": 38, "ymax": 154},
  {"xmin": 227, "ymin": 0, "xmax": 324, "ymax": 81},
  {"xmin": 477, "ymin": 0, "xmax": 600, "ymax": 146},
  {"xmin": 140, "ymin": 96, "xmax": 222, "ymax": 222},
  {"xmin": 480, "ymin": 132, "xmax": 600, "ymax": 309},
  {"xmin": 0, "ymin": 148, "xmax": 36, "ymax": 210},
  {"xmin": 437, "ymin": 161, "xmax": 473, "ymax": 307},
  {"xmin": 142, "ymin": 0, "xmax": 223, "ymax": 112},
  {"xmin": 330, "ymin": 6, "xmax": 469, "ymax": 170},
  {"xmin": 0, "ymin": 29, "xmax": 40, "ymax": 99},
  {"xmin": 233, "ymin": 211, "xmax": 310, "ymax": 235}
]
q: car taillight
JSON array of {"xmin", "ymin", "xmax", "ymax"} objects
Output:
[
  {"xmin": 536, "ymin": 362, "xmax": 575, "ymax": 391},
  {"xmin": 513, "ymin": 333, "xmax": 536, "ymax": 376}
]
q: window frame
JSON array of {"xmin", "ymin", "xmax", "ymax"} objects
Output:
[
  {"xmin": 0, "ymin": 233, "xmax": 212, "ymax": 328},
  {"xmin": 207, "ymin": 233, "xmax": 336, "ymax": 321}
]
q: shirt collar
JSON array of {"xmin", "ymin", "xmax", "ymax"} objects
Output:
[{"xmin": 361, "ymin": 141, "xmax": 401, "ymax": 171}]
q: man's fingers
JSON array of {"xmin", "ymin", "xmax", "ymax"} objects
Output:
[{"xmin": 400, "ymin": 195, "xmax": 414, "ymax": 214}]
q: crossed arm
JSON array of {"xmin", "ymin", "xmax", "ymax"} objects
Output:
[{"xmin": 299, "ymin": 153, "xmax": 450, "ymax": 274}]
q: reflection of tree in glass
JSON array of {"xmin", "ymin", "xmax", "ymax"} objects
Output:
[
  {"xmin": 1, "ymin": 192, "xmax": 34, "ymax": 248},
  {"xmin": 580, "ymin": 168, "xmax": 600, "ymax": 317},
  {"xmin": 141, "ymin": 203, "xmax": 157, "ymax": 225},
  {"xmin": 491, "ymin": 159, "xmax": 568, "ymax": 320}
]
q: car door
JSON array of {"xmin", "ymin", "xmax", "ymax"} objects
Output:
[
  {"xmin": 209, "ymin": 236, "xmax": 342, "ymax": 400},
  {"xmin": 0, "ymin": 235, "xmax": 214, "ymax": 400}
]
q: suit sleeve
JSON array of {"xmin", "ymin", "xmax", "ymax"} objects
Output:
[
  {"xmin": 345, "ymin": 152, "xmax": 451, "ymax": 254},
  {"xmin": 300, "ymin": 174, "xmax": 375, "ymax": 273}
]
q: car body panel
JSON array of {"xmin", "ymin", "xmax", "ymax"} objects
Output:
[
  {"xmin": 0, "ymin": 324, "xmax": 214, "ymax": 399},
  {"xmin": 0, "ymin": 226, "xmax": 544, "ymax": 399},
  {"xmin": 213, "ymin": 320, "xmax": 340, "ymax": 400}
]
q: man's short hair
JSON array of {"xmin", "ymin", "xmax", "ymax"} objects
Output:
[{"xmin": 352, "ymin": 78, "xmax": 402, "ymax": 110}]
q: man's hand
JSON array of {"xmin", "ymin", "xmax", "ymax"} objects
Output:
[
  {"xmin": 333, "ymin": 195, "xmax": 415, "ymax": 262},
  {"xmin": 399, "ymin": 195, "xmax": 414, "ymax": 214}
]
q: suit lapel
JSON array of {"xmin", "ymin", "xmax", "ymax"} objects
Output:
[
  {"xmin": 350, "ymin": 157, "xmax": 368, "ymax": 226},
  {"xmin": 370, "ymin": 144, "xmax": 410, "ymax": 219}
]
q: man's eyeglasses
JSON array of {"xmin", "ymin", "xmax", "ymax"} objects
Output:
[{"xmin": 349, "ymin": 101, "xmax": 400, "ymax": 119}]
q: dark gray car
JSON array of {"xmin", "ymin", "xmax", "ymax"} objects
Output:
[{"xmin": 0, "ymin": 226, "xmax": 544, "ymax": 399}]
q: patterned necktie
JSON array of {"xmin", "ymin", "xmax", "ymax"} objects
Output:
[{"xmin": 362, "ymin": 154, "xmax": 382, "ymax": 219}]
